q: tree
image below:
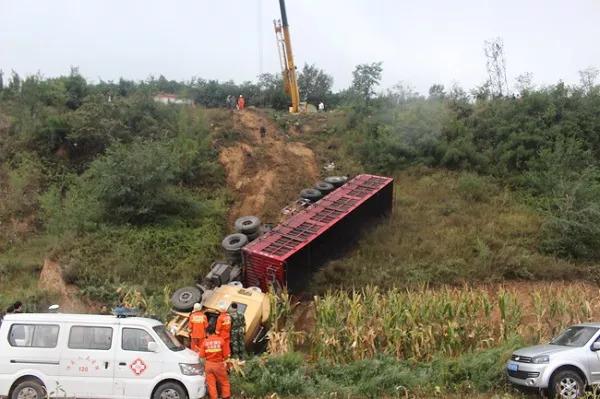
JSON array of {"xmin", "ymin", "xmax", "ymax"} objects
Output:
[
  {"xmin": 8, "ymin": 70, "xmax": 21, "ymax": 93},
  {"xmin": 0, "ymin": 69, "xmax": 3, "ymax": 92},
  {"xmin": 297, "ymin": 63, "xmax": 333, "ymax": 105},
  {"xmin": 483, "ymin": 38, "xmax": 508, "ymax": 97},
  {"xmin": 64, "ymin": 67, "xmax": 88, "ymax": 110},
  {"xmin": 351, "ymin": 62, "xmax": 383, "ymax": 104},
  {"xmin": 428, "ymin": 84, "xmax": 446, "ymax": 100},
  {"xmin": 386, "ymin": 82, "xmax": 420, "ymax": 105},
  {"xmin": 256, "ymin": 73, "xmax": 288, "ymax": 110},
  {"xmin": 514, "ymin": 72, "xmax": 534, "ymax": 94},
  {"xmin": 579, "ymin": 66, "xmax": 599, "ymax": 93}
]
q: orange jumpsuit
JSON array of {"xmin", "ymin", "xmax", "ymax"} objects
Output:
[
  {"xmin": 237, "ymin": 97, "xmax": 245, "ymax": 110},
  {"xmin": 216, "ymin": 312, "xmax": 232, "ymax": 351},
  {"xmin": 199, "ymin": 334, "xmax": 231, "ymax": 399},
  {"xmin": 188, "ymin": 310, "xmax": 208, "ymax": 353}
]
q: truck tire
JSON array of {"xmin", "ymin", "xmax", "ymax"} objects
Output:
[
  {"xmin": 245, "ymin": 230, "xmax": 260, "ymax": 241},
  {"xmin": 324, "ymin": 176, "xmax": 348, "ymax": 188},
  {"xmin": 171, "ymin": 286, "xmax": 203, "ymax": 312},
  {"xmin": 11, "ymin": 379, "xmax": 46, "ymax": 399},
  {"xmin": 549, "ymin": 369, "xmax": 585, "ymax": 399},
  {"xmin": 300, "ymin": 188, "xmax": 323, "ymax": 202},
  {"xmin": 314, "ymin": 181, "xmax": 335, "ymax": 195},
  {"xmin": 222, "ymin": 233, "xmax": 249, "ymax": 251},
  {"xmin": 234, "ymin": 216, "xmax": 261, "ymax": 234},
  {"xmin": 152, "ymin": 381, "xmax": 188, "ymax": 399}
]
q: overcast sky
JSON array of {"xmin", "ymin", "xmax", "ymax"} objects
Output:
[{"xmin": 1, "ymin": 0, "xmax": 599, "ymax": 94}]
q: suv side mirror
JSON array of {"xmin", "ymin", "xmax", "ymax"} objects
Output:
[
  {"xmin": 147, "ymin": 342, "xmax": 158, "ymax": 352},
  {"xmin": 591, "ymin": 342, "xmax": 600, "ymax": 351}
]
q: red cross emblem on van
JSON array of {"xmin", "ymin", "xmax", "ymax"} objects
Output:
[{"xmin": 129, "ymin": 358, "xmax": 147, "ymax": 375}]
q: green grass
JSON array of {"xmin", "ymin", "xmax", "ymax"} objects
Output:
[
  {"xmin": 311, "ymin": 167, "xmax": 581, "ymax": 292},
  {"xmin": 0, "ymin": 236, "xmax": 62, "ymax": 311},
  {"xmin": 232, "ymin": 340, "xmax": 524, "ymax": 399}
]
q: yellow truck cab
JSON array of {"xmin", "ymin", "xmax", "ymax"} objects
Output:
[{"xmin": 167, "ymin": 283, "xmax": 270, "ymax": 352}]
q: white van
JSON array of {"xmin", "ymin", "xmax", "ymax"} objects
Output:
[{"xmin": 0, "ymin": 313, "xmax": 206, "ymax": 399}]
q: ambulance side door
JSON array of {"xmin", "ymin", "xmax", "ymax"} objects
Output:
[{"xmin": 114, "ymin": 326, "xmax": 163, "ymax": 398}]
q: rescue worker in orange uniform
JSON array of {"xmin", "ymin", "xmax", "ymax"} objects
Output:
[
  {"xmin": 237, "ymin": 94, "xmax": 245, "ymax": 110},
  {"xmin": 216, "ymin": 305, "xmax": 232, "ymax": 352},
  {"xmin": 199, "ymin": 324, "xmax": 231, "ymax": 399},
  {"xmin": 188, "ymin": 303, "xmax": 208, "ymax": 353}
]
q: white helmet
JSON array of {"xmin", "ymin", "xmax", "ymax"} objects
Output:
[{"xmin": 193, "ymin": 303, "xmax": 202, "ymax": 311}]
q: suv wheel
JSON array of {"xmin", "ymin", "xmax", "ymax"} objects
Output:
[
  {"xmin": 11, "ymin": 380, "xmax": 46, "ymax": 399},
  {"xmin": 550, "ymin": 369, "xmax": 585, "ymax": 399}
]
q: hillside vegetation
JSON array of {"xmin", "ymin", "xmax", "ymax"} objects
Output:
[{"xmin": 2, "ymin": 67, "xmax": 600, "ymax": 397}]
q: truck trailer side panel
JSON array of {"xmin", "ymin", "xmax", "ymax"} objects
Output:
[{"xmin": 242, "ymin": 174, "xmax": 393, "ymax": 292}]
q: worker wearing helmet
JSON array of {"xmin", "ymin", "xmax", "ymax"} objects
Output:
[
  {"xmin": 216, "ymin": 304, "xmax": 232, "ymax": 352},
  {"xmin": 237, "ymin": 95, "xmax": 245, "ymax": 110},
  {"xmin": 199, "ymin": 323, "xmax": 231, "ymax": 399},
  {"xmin": 188, "ymin": 303, "xmax": 207, "ymax": 353}
]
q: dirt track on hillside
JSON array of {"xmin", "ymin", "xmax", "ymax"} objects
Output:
[
  {"xmin": 38, "ymin": 259, "xmax": 89, "ymax": 312},
  {"xmin": 218, "ymin": 108, "xmax": 319, "ymax": 223}
]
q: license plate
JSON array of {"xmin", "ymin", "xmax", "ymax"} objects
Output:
[{"xmin": 507, "ymin": 363, "xmax": 519, "ymax": 372}]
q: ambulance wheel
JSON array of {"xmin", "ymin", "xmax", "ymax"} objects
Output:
[
  {"xmin": 11, "ymin": 379, "xmax": 46, "ymax": 399},
  {"xmin": 153, "ymin": 381, "xmax": 187, "ymax": 399},
  {"xmin": 171, "ymin": 286, "xmax": 202, "ymax": 312}
]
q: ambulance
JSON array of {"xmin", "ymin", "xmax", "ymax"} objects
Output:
[{"xmin": 0, "ymin": 313, "xmax": 205, "ymax": 399}]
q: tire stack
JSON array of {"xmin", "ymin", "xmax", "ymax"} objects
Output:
[
  {"xmin": 324, "ymin": 175, "xmax": 348, "ymax": 188},
  {"xmin": 234, "ymin": 216, "xmax": 262, "ymax": 241},
  {"xmin": 299, "ymin": 176, "xmax": 348, "ymax": 203},
  {"xmin": 222, "ymin": 233, "xmax": 249, "ymax": 265}
]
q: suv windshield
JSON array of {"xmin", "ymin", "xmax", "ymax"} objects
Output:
[
  {"xmin": 550, "ymin": 326, "xmax": 598, "ymax": 347},
  {"xmin": 153, "ymin": 325, "xmax": 185, "ymax": 351}
]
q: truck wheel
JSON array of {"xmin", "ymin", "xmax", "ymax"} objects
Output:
[
  {"xmin": 153, "ymin": 381, "xmax": 188, "ymax": 399},
  {"xmin": 171, "ymin": 286, "xmax": 202, "ymax": 312},
  {"xmin": 234, "ymin": 216, "xmax": 261, "ymax": 234},
  {"xmin": 314, "ymin": 181, "xmax": 335, "ymax": 195},
  {"xmin": 324, "ymin": 175, "xmax": 348, "ymax": 187},
  {"xmin": 11, "ymin": 380, "xmax": 46, "ymax": 399},
  {"xmin": 300, "ymin": 188, "xmax": 323, "ymax": 202},
  {"xmin": 222, "ymin": 233, "xmax": 249, "ymax": 251},
  {"xmin": 549, "ymin": 369, "xmax": 584, "ymax": 399}
]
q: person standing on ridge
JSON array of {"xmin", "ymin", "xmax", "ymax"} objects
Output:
[
  {"xmin": 188, "ymin": 303, "xmax": 207, "ymax": 353},
  {"xmin": 229, "ymin": 303, "xmax": 246, "ymax": 359},
  {"xmin": 199, "ymin": 324, "xmax": 231, "ymax": 399},
  {"xmin": 237, "ymin": 94, "xmax": 245, "ymax": 110}
]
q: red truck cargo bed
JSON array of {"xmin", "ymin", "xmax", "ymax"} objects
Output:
[{"xmin": 242, "ymin": 174, "xmax": 393, "ymax": 292}]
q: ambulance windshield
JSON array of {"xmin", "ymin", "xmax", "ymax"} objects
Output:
[{"xmin": 153, "ymin": 325, "xmax": 185, "ymax": 351}]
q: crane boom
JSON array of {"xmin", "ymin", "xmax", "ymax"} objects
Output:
[{"xmin": 274, "ymin": 0, "xmax": 300, "ymax": 113}]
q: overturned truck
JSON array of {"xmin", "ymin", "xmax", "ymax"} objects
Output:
[
  {"xmin": 168, "ymin": 174, "xmax": 393, "ymax": 348},
  {"xmin": 242, "ymin": 174, "xmax": 394, "ymax": 292}
]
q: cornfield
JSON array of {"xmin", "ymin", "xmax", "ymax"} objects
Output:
[{"xmin": 294, "ymin": 283, "xmax": 600, "ymax": 363}]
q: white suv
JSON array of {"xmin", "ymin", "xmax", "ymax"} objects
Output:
[
  {"xmin": 508, "ymin": 323, "xmax": 600, "ymax": 398},
  {"xmin": 0, "ymin": 313, "xmax": 205, "ymax": 399}
]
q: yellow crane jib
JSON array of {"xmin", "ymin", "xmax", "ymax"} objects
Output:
[{"xmin": 274, "ymin": 0, "xmax": 303, "ymax": 113}]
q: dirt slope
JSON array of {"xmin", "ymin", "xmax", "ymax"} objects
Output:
[
  {"xmin": 38, "ymin": 259, "xmax": 89, "ymax": 312},
  {"xmin": 218, "ymin": 108, "xmax": 319, "ymax": 223}
]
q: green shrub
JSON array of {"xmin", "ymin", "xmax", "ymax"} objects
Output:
[
  {"xmin": 457, "ymin": 173, "xmax": 497, "ymax": 202},
  {"xmin": 232, "ymin": 341, "xmax": 521, "ymax": 398}
]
